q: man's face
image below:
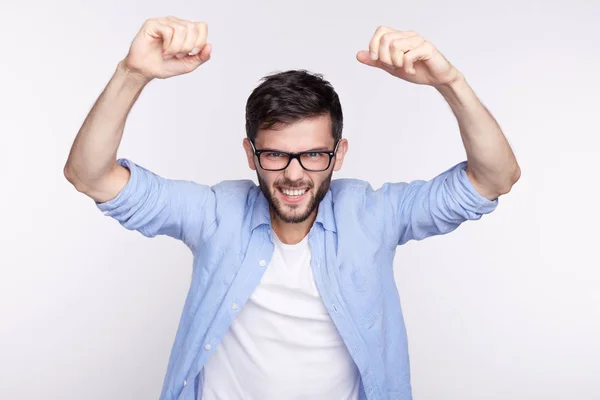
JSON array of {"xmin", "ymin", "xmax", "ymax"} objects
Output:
[{"xmin": 243, "ymin": 114, "xmax": 348, "ymax": 224}]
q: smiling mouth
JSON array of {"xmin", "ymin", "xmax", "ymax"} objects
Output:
[
  {"xmin": 277, "ymin": 186, "xmax": 310, "ymax": 203},
  {"xmin": 280, "ymin": 187, "xmax": 309, "ymax": 197}
]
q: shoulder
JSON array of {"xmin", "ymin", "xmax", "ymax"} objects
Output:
[
  {"xmin": 210, "ymin": 179, "xmax": 259, "ymax": 202},
  {"xmin": 329, "ymin": 178, "xmax": 410, "ymax": 210},
  {"xmin": 211, "ymin": 179, "xmax": 257, "ymax": 194},
  {"xmin": 330, "ymin": 178, "xmax": 373, "ymax": 193},
  {"xmin": 329, "ymin": 178, "xmax": 378, "ymax": 208},
  {"xmin": 330, "ymin": 178, "xmax": 390, "ymax": 201}
]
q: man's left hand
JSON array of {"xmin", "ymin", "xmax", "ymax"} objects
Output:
[{"xmin": 357, "ymin": 26, "xmax": 462, "ymax": 87}]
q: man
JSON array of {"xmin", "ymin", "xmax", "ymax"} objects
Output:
[{"xmin": 64, "ymin": 15, "xmax": 520, "ymax": 400}]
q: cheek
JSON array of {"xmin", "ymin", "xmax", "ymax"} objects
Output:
[
  {"xmin": 306, "ymin": 174, "xmax": 323, "ymax": 189},
  {"xmin": 260, "ymin": 172, "xmax": 280, "ymax": 189},
  {"xmin": 313, "ymin": 171, "xmax": 334, "ymax": 189}
]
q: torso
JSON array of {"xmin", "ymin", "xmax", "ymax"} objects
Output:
[{"xmin": 201, "ymin": 233, "xmax": 360, "ymax": 400}]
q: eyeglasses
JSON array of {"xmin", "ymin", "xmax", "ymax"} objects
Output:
[{"xmin": 250, "ymin": 140, "xmax": 340, "ymax": 172}]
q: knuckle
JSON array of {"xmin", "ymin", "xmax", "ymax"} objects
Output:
[
  {"xmin": 143, "ymin": 18, "xmax": 161, "ymax": 29},
  {"xmin": 381, "ymin": 32, "xmax": 394, "ymax": 43},
  {"xmin": 159, "ymin": 24, "xmax": 174, "ymax": 40},
  {"xmin": 185, "ymin": 21, "xmax": 198, "ymax": 34},
  {"xmin": 196, "ymin": 22, "xmax": 208, "ymax": 38},
  {"xmin": 197, "ymin": 22, "xmax": 208, "ymax": 35},
  {"xmin": 173, "ymin": 24, "xmax": 186, "ymax": 35}
]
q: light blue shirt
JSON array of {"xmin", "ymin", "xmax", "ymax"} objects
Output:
[{"xmin": 97, "ymin": 158, "xmax": 498, "ymax": 400}]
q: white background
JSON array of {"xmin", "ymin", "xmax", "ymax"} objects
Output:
[{"xmin": 1, "ymin": 0, "xmax": 599, "ymax": 399}]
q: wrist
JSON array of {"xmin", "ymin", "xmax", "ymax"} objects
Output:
[
  {"xmin": 116, "ymin": 60, "xmax": 152, "ymax": 88},
  {"xmin": 435, "ymin": 72, "xmax": 473, "ymax": 107},
  {"xmin": 435, "ymin": 70, "xmax": 467, "ymax": 93}
]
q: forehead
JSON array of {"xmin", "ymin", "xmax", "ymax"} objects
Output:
[{"xmin": 255, "ymin": 114, "xmax": 334, "ymax": 151}]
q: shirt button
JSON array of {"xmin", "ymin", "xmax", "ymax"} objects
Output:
[
  {"xmin": 204, "ymin": 343, "xmax": 212, "ymax": 351},
  {"xmin": 231, "ymin": 303, "xmax": 238, "ymax": 310},
  {"xmin": 183, "ymin": 379, "xmax": 187, "ymax": 386},
  {"xmin": 259, "ymin": 259, "xmax": 266, "ymax": 267}
]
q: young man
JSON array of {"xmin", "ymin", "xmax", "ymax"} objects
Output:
[{"xmin": 64, "ymin": 16, "xmax": 520, "ymax": 400}]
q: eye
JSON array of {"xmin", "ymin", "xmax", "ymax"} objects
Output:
[
  {"xmin": 265, "ymin": 152, "xmax": 284, "ymax": 158},
  {"xmin": 307, "ymin": 152, "xmax": 322, "ymax": 158}
]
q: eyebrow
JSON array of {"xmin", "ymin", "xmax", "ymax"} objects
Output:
[
  {"xmin": 304, "ymin": 146, "xmax": 332, "ymax": 152},
  {"xmin": 262, "ymin": 146, "xmax": 332, "ymax": 152}
]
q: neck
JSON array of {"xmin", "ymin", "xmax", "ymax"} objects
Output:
[{"xmin": 270, "ymin": 208, "xmax": 317, "ymax": 245}]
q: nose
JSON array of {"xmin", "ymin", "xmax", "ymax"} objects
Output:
[{"xmin": 284, "ymin": 158, "xmax": 304, "ymax": 181}]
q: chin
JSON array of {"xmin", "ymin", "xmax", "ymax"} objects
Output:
[
  {"xmin": 276, "ymin": 211, "xmax": 312, "ymax": 224},
  {"xmin": 273, "ymin": 190, "xmax": 314, "ymax": 223},
  {"xmin": 273, "ymin": 193, "xmax": 314, "ymax": 224},
  {"xmin": 278, "ymin": 208, "xmax": 310, "ymax": 223}
]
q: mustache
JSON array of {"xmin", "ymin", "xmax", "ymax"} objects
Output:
[{"xmin": 275, "ymin": 180, "xmax": 313, "ymax": 189}]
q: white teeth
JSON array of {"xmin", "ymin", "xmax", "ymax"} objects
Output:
[{"xmin": 281, "ymin": 188, "xmax": 307, "ymax": 196}]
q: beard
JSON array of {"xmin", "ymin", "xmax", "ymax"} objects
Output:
[{"xmin": 257, "ymin": 171, "xmax": 332, "ymax": 224}]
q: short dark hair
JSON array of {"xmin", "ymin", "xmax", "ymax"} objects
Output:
[{"xmin": 245, "ymin": 70, "xmax": 343, "ymax": 143}]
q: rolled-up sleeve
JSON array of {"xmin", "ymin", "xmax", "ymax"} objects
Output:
[
  {"xmin": 379, "ymin": 161, "xmax": 499, "ymax": 246},
  {"xmin": 96, "ymin": 158, "xmax": 216, "ymax": 251}
]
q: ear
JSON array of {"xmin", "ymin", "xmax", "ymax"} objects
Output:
[
  {"xmin": 242, "ymin": 138, "xmax": 257, "ymax": 170},
  {"xmin": 332, "ymin": 139, "xmax": 348, "ymax": 171}
]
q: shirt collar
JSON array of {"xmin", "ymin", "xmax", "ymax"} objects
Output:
[
  {"xmin": 251, "ymin": 188, "xmax": 271, "ymax": 230},
  {"xmin": 315, "ymin": 190, "xmax": 337, "ymax": 233},
  {"xmin": 250, "ymin": 187, "xmax": 337, "ymax": 233}
]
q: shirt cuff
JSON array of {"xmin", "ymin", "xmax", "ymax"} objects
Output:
[
  {"xmin": 452, "ymin": 160, "xmax": 499, "ymax": 215},
  {"xmin": 96, "ymin": 158, "xmax": 142, "ymax": 214}
]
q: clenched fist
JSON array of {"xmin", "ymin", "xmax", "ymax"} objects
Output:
[
  {"xmin": 123, "ymin": 16, "xmax": 212, "ymax": 81},
  {"xmin": 356, "ymin": 26, "xmax": 462, "ymax": 87}
]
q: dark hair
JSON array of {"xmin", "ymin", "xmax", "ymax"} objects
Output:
[{"xmin": 245, "ymin": 70, "xmax": 343, "ymax": 143}]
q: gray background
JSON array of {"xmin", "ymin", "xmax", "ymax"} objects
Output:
[{"xmin": 1, "ymin": 0, "xmax": 599, "ymax": 398}]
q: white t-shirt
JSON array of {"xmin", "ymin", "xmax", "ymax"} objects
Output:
[{"xmin": 201, "ymin": 233, "xmax": 360, "ymax": 400}]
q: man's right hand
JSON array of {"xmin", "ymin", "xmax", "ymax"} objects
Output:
[{"xmin": 123, "ymin": 16, "xmax": 212, "ymax": 82}]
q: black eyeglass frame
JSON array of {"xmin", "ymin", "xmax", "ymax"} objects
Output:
[{"xmin": 249, "ymin": 140, "xmax": 340, "ymax": 172}]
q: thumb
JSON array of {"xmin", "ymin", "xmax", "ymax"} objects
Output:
[
  {"xmin": 186, "ymin": 43, "xmax": 212, "ymax": 65},
  {"xmin": 356, "ymin": 50, "xmax": 378, "ymax": 67},
  {"xmin": 197, "ymin": 43, "xmax": 212, "ymax": 63}
]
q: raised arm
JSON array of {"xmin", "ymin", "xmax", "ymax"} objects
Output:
[
  {"xmin": 356, "ymin": 26, "xmax": 521, "ymax": 201},
  {"xmin": 355, "ymin": 26, "xmax": 521, "ymax": 245},
  {"xmin": 64, "ymin": 16, "xmax": 212, "ymax": 203},
  {"xmin": 64, "ymin": 17, "xmax": 216, "ymax": 250},
  {"xmin": 63, "ymin": 62, "xmax": 146, "ymax": 203}
]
